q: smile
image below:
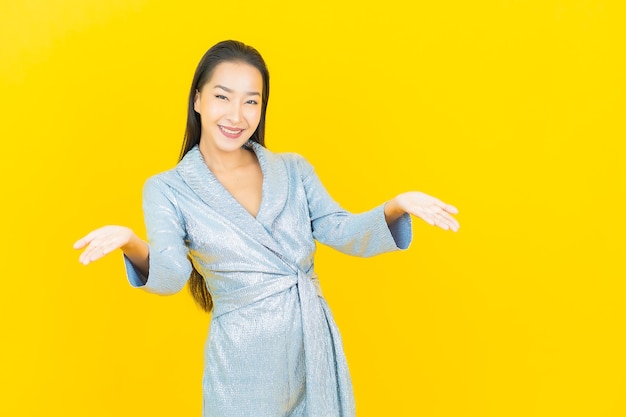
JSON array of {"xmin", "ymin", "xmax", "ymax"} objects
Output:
[{"xmin": 219, "ymin": 125, "xmax": 245, "ymax": 138}]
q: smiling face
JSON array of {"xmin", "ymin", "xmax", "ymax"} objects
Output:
[{"xmin": 193, "ymin": 61, "xmax": 263, "ymax": 156}]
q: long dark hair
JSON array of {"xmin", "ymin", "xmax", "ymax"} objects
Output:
[{"xmin": 181, "ymin": 40, "xmax": 270, "ymax": 313}]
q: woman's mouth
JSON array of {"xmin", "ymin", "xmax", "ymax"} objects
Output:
[{"xmin": 219, "ymin": 125, "xmax": 244, "ymax": 138}]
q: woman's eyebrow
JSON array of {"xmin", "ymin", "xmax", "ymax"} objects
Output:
[{"xmin": 214, "ymin": 85, "xmax": 260, "ymax": 96}]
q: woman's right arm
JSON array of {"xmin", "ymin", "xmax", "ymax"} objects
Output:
[
  {"xmin": 75, "ymin": 177, "xmax": 192, "ymax": 294},
  {"xmin": 73, "ymin": 225, "xmax": 149, "ymax": 277}
]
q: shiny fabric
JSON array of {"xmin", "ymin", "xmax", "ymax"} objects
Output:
[{"xmin": 124, "ymin": 142, "xmax": 412, "ymax": 417}]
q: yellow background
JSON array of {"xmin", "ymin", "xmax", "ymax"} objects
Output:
[{"xmin": 1, "ymin": 1, "xmax": 624, "ymax": 416}]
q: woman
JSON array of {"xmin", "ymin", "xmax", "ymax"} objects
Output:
[{"xmin": 74, "ymin": 40, "xmax": 459, "ymax": 417}]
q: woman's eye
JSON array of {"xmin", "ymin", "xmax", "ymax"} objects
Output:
[
  {"xmin": 215, "ymin": 95, "xmax": 228, "ymax": 100},
  {"xmin": 246, "ymin": 100, "xmax": 258, "ymax": 105}
]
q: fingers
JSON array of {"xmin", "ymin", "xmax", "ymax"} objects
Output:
[
  {"xmin": 435, "ymin": 200, "xmax": 459, "ymax": 215},
  {"xmin": 425, "ymin": 198, "xmax": 460, "ymax": 231},
  {"xmin": 78, "ymin": 242, "xmax": 105, "ymax": 265},
  {"xmin": 433, "ymin": 206, "xmax": 460, "ymax": 232},
  {"xmin": 433, "ymin": 211, "xmax": 460, "ymax": 232},
  {"xmin": 74, "ymin": 227, "xmax": 117, "ymax": 265},
  {"xmin": 73, "ymin": 232, "xmax": 95, "ymax": 249},
  {"xmin": 413, "ymin": 204, "xmax": 460, "ymax": 232},
  {"xmin": 74, "ymin": 232, "xmax": 99, "ymax": 264},
  {"xmin": 73, "ymin": 238, "xmax": 88, "ymax": 250}
]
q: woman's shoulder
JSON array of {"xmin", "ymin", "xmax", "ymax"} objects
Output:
[
  {"xmin": 143, "ymin": 167, "xmax": 185, "ymax": 194},
  {"xmin": 279, "ymin": 151, "xmax": 315, "ymax": 176},
  {"xmin": 147, "ymin": 145, "xmax": 203, "ymax": 189},
  {"xmin": 262, "ymin": 146, "xmax": 311, "ymax": 170}
]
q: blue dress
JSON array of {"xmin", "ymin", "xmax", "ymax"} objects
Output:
[{"xmin": 124, "ymin": 142, "xmax": 412, "ymax": 417}]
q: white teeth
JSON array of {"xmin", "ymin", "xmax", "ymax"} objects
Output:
[{"xmin": 220, "ymin": 126, "xmax": 242, "ymax": 135}]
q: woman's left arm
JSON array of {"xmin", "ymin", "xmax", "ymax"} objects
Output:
[{"xmin": 384, "ymin": 192, "xmax": 460, "ymax": 232}]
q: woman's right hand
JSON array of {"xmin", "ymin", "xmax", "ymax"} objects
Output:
[{"xmin": 73, "ymin": 225, "xmax": 135, "ymax": 265}]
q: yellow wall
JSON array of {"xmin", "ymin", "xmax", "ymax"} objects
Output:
[{"xmin": 1, "ymin": 1, "xmax": 624, "ymax": 415}]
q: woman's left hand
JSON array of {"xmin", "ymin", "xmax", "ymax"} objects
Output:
[{"xmin": 385, "ymin": 192, "xmax": 460, "ymax": 232}]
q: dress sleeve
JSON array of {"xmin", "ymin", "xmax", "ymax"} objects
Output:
[
  {"xmin": 123, "ymin": 176, "xmax": 193, "ymax": 295},
  {"xmin": 296, "ymin": 155, "xmax": 412, "ymax": 257}
]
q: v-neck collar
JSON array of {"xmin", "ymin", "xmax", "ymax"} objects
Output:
[{"xmin": 176, "ymin": 141, "xmax": 289, "ymax": 253}]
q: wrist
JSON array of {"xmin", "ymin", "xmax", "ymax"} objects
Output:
[
  {"xmin": 121, "ymin": 232, "xmax": 142, "ymax": 253},
  {"xmin": 384, "ymin": 197, "xmax": 405, "ymax": 224}
]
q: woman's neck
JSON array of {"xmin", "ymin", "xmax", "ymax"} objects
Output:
[{"xmin": 198, "ymin": 141, "xmax": 254, "ymax": 173}]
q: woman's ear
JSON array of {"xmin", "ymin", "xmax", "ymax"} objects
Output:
[{"xmin": 193, "ymin": 89, "xmax": 200, "ymax": 113}]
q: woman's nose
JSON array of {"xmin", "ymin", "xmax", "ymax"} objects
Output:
[{"xmin": 226, "ymin": 102, "xmax": 243, "ymax": 123}]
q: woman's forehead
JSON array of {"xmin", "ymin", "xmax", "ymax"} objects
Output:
[{"xmin": 205, "ymin": 61, "xmax": 263, "ymax": 91}]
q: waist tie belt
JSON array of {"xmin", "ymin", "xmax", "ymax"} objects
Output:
[{"xmin": 211, "ymin": 271, "xmax": 323, "ymax": 318}]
